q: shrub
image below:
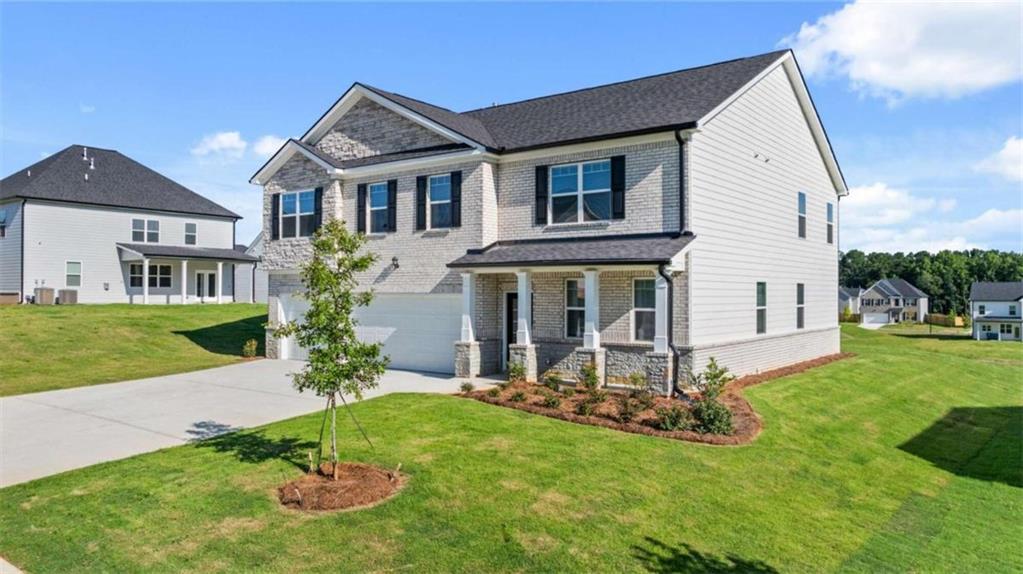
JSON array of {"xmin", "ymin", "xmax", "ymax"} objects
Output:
[
  {"xmin": 510, "ymin": 391, "xmax": 527, "ymax": 402},
  {"xmin": 655, "ymin": 405, "xmax": 695, "ymax": 431},
  {"xmin": 543, "ymin": 373, "xmax": 562, "ymax": 392},
  {"xmin": 242, "ymin": 339, "xmax": 258, "ymax": 358},
  {"xmin": 459, "ymin": 381, "xmax": 474, "ymax": 393},
  {"xmin": 540, "ymin": 391, "xmax": 561, "ymax": 409},
  {"xmin": 575, "ymin": 399, "xmax": 597, "ymax": 416},
  {"xmin": 628, "ymin": 386, "xmax": 656, "ymax": 410},
  {"xmin": 617, "ymin": 397, "xmax": 642, "ymax": 423},
  {"xmin": 686, "ymin": 357, "xmax": 733, "ymax": 401},
  {"xmin": 562, "ymin": 388, "xmax": 576, "ymax": 398},
  {"xmin": 692, "ymin": 399, "xmax": 734, "ymax": 435},
  {"xmin": 589, "ymin": 389, "xmax": 609, "ymax": 403},
  {"xmin": 628, "ymin": 371, "xmax": 648, "ymax": 390},
  {"xmin": 486, "ymin": 387, "xmax": 500, "ymax": 398},
  {"xmin": 579, "ymin": 363, "xmax": 600, "ymax": 391},
  {"xmin": 508, "ymin": 362, "xmax": 526, "ymax": 383}
]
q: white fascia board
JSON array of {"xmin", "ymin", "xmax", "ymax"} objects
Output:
[
  {"xmin": 249, "ymin": 141, "xmax": 339, "ymax": 185},
  {"xmin": 466, "ymin": 264, "xmax": 660, "ymax": 275},
  {"xmin": 493, "ymin": 131, "xmax": 681, "ymax": 164},
  {"xmin": 338, "ymin": 149, "xmax": 488, "ymax": 179}
]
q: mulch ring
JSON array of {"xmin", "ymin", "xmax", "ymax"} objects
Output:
[
  {"xmin": 462, "ymin": 352, "xmax": 853, "ymax": 446},
  {"xmin": 278, "ymin": 462, "xmax": 406, "ymax": 512}
]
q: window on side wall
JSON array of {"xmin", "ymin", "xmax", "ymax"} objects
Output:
[
  {"xmin": 1010, "ymin": 305, "xmax": 1017, "ymax": 316},
  {"xmin": 66, "ymin": 261, "xmax": 82, "ymax": 287},
  {"xmin": 796, "ymin": 283, "xmax": 805, "ymax": 329},
  {"xmin": 565, "ymin": 279, "xmax": 586, "ymax": 338},
  {"xmin": 797, "ymin": 192, "xmax": 807, "ymax": 238},
  {"xmin": 550, "ymin": 159, "xmax": 611, "ymax": 224},
  {"xmin": 148, "ymin": 264, "xmax": 172, "ymax": 288},
  {"xmin": 185, "ymin": 223, "xmax": 197, "ymax": 245},
  {"xmin": 979, "ymin": 304, "xmax": 986, "ymax": 315},
  {"xmin": 368, "ymin": 182, "xmax": 389, "ymax": 233},
  {"xmin": 428, "ymin": 174, "xmax": 452, "ymax": 229},
  {"xmin": 633, "ymin": 278, "xmax": 656, "ymax": 342},
  {"xmin": 826, "ymin": 203, "xmax": 834, "ymax": 244},
  {"xmin": 129, "ymin": 264, "xmax": 144, "ymax": 287},
  {"xmin": 281, "ymin": 190, "xmax": 316, "ymax": 238},
  {"xmin": 132, "ymin": 219, "xmax": 145, "ymax": 242},
  {"xmin": 756, "ymin": 282, "xmax": 767, "ymax": 334}
]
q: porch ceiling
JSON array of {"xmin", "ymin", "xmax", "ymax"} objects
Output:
[{"xmin": 447, "ymin": 232, "xmax": 695, "ymax": 270}]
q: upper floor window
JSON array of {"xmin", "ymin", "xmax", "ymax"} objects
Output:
[
  {"xmin": 132, "ymin": 218, "xmax": 159, "ymax": 243},
  {"xmin": 756, "ymin": 282, "xmax": 767, "ymax": 334},
  {"xmin": 185, "ymin": 223, "xmax": 197, "ymax": 245},
  {"xmin": 797, "ymin": 192, "xmax": 807, "ymax": 238},
  {"xmin": 66, "ymin": 261, "xmax": 82, "ymax": 287},
  {"xmin": 796, "ymin": 283, "xmax": 805, "ymax": 329},
  {"xmin": 0, "ymin": 208, "xmax": 6, "ymax": 238},
  {"xmin": 979, "ymin": 304, "xmax": 986, "ymax": 315},
  {"xmin": 368, "ymin": 182, "xmax": 389, "ymax": 233},
  {"xmin": 281, "ymin": 190, "xmax": 315, "ymax": 238},
  {"xmin": 550, "ymin": 160, "xmax": 611, "ymax": 224},
  {"xmin": 428, "ymin": 175, "xmax": 452, "ymax": 229},
  {"xmin": 565, "ymin": 279, "xmax": 586, "ymax": 338},
  {"xmin": 1011, "ymin": 305, "xmax": 1018, "ymax": 316},
  {"xmin": 826, "ymin": 203, "xmax": 834, "ymax": 244},
  {"xmin": 633, "ymin": 279, "xmax": 656, "ymax": 342}
]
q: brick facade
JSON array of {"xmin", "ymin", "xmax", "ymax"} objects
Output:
[{"xmin": 316, "ymin": 98, "xmax": 450, "ymax": 161}]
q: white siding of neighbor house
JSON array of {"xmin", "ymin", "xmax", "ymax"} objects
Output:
[
  {"xmin": 687, "ymin": 64, "xmax": 840, "ymax": 371},
  {"xmin": 972, "ymin": 300, "xmax": 1021, "ymax": 319},
  {"xmin": 21, "ymin": 200, "xmax": 235, "ymax": 303},
  {"xmin": 0, "ymin": 200, "xmax": 24, "ymax": 295}
]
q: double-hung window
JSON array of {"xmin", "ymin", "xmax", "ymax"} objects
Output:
[
  {"xmin": 185, "ymin": 223, "xmax": 197, "ymax": 245},
  {"xmin": 1010, "ymin": 305, "xmax": 1018, "ymax": 316},
  {"xmin": 826, "ymin": 203, "xmax": 834, "ymax": 244},
  {"xmin": 428, "ymin": 174, "xmax": 452, "ymax": 229},
  {"xmin": 565, "ymin": 279, "xmax": 586, "ymax": 338},
  {"xmin": 1000, "ymin": 324, "xmax": 1012, "ymax": 335},
  {"xmin": 796, "ymin": 283, "xmax": 805, "ymax": 329},
  {"xmin": 797, "ymin": 192, "xmax": 807, "ymax": 238},
  {"xmin": 148, "ymin": 264, "xmax": 172, "ymax": 288},
  {"xmin": 66, "ymin": 261, "xmax": 82, "ymax": 287},
  {"xmin": 368, "ymin": 182, "xmax": 389, "ymax": 233},
  {"xmin": 550, "ymin": 159, "xmax": 611, "ymax": 224},
  {"xmin": 978, "ymin": 304, "xmax": 986, "ymax": 315},
  {"xmin": 147, "ymin": 220, "xmax": 159, "ymax": 243},
  {"xmin": 132, "ymin": 218, "xmax": 159, "ymax": 243},
  {"xmin": 129, "ymin": 264, "xmax": 144, "ymax": 287},
  {"xmin": 281, "ymin": 190, "xmax": 316, "ymax": 238},
  {"xmin": 633, "ymin": 279, "xmax": 656, "ymax": 342},
  {"xmin": 756, "ymin": 282, "xmax": 767, "ymax": 334}
]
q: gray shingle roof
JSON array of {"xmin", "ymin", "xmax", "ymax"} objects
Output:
[
  {"xmin": 1, "ymin": 146, "xmax": 240, "ymax": 219},
  {"xmin": 117, "ymin": 243, "xmax": 257, "ymax": 262},
  {"xmin": 872, "ymin": 278, "xmax": 927, "ymax": 299},
  {"xmin": 448, "ymin": 232, "xmax": 695, "ymax": 268},
  {"xmin": 839, "ymin": 286, "xmax": 863, "ymax": 300},
  {"xmin": 360, "ymin": 85, "xmax": 499, "ymax": 149},
  {"xmin": 970, "ymin": 281, "xmax": 1023, "ymax": 301}
]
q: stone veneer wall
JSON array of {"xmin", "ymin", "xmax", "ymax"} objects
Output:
[{"xmin": 315, "ymin": 98, "xmax": 450, "ymax": 162}]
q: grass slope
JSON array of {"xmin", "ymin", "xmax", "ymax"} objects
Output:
[
  {"xmin": 0, "ymin": 304, "xmax": 267, "ymax": 396},
  {"xmin": 1, "ymin": 325, "xmax": 1020, "ymax": 572}
]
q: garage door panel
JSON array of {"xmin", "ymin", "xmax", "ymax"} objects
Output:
[{"xmin": 863, "ymin": 313, "xmax": 889, "ymax": 325}]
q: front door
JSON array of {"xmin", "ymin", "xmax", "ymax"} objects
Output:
[
  {"xmin": 504, "ymin": 292, "xmax": 518, "ymax": 371},
  {"xmin": 195, "ymin": 271, "xmax": 216, "ymax": 302}
]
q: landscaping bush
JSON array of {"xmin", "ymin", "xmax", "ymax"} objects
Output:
[
  {"xmin": 543, "ymin": 373, "xmax": 562, "ymax": 392},
  {"xmin": 617, "ymin": 397, "xmax": 642, "ymax": 423},
  {"xmin": 692, "ymin": 399, "xmax": 734, "ymax": 435},
  {"xmin": 628, "ymin": 371, "xmax": 648, "ymax": 390},
  {"xmin": 655, "ymin": 405, "xmax": 694, "ymax": 431},
  {"xmin": 242, "ymin": 338, "xmax": 258, "ymax": 358},
  {"xmin": 459, "ymin": 381, "xmax": 474, "ymax": 393},
  {"xmin": 575, "ymin": 398, "xmax": 598, "ymax": 416},
  {"xmin": 562, "ymin": 388, "xmax": 576, "ymax": 398},
  {"xmin": 579, "ymin": 363, "xmax": 600, "ymax": 391},
  {"xmin": 589, "ymin": 389, "xmax": 609, "ymax": 403},
  {"xmin": 540, "ymin": 391, "xmax": 561, "ymax": 409},
  {"xmin": 508, "ymin": 362, "xmax": 526, "ymax": 383},
  {"xmin": 510, "ymin": 391, "xmax": 527, "ymax": 403},
  {"xmin": 487, "ymin": 387, "xmax": 500, "ymax": 398}
]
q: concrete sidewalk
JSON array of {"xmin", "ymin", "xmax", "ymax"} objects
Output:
[{"xmin": 0, "ymin": 360, "xmax": 464, "ymax": 487}]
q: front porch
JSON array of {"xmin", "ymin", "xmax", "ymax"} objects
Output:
[{"xmin": 116, "ymin": 243, "xmax": 257, "ymax": 304}]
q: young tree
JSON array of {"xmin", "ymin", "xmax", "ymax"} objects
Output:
[{"xmin": 272, "ymin": 219, "xmax": 389, "ymax": 479}]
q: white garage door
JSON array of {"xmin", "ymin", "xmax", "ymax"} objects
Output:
[
  {"xmin": 279, "ymin": 293, "xmax": 461, "ymax": 374},
  {"xmin": 863, "ymin": 313, "xmax": 890, "ymax": 325}
]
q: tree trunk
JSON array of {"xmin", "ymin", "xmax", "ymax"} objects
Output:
[{"xmin": 330, "ymin": 392, "xmax": 339, "ymax": 481}]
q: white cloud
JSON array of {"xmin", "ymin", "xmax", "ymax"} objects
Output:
[
  {"xmin": 253, "ymin": 135, "xmax": 286, "ymax": 158},
  {"xmin": 975, "ymin": 136, "xmax": 1023, "ymax": 182},
  {"xmin": 190, "ymin": 131, "xmax": 247, "ymax": 160},
  {"xmin": 841, "ymin": 182, "xmax": 946, "ymax": 226},
  {"xmin": 781, "ymin": 1, "xmax": 1022, "ymax": 103},
  {"xmin": 79, "ymin": 103, "xmax": 96, "ymax": 114}
]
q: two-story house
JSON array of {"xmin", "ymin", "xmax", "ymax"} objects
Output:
[
  {"xmin": 839, "ymin": 287, "xmax": 863, "ymax": 315},
  {"xmin": 970, "ymin": 281, "xmax": 1023, "ymax": 341},
  {"xmin": 251, "ymin": 50, "xmax": 847, "ymax": 393},
  {"xmin": 0, "ymin": 145, "xmax": 255, "ymax": 304},
  {"xmin": 859, "ymin": 278, "xmax": 929, "ymax": 326}
]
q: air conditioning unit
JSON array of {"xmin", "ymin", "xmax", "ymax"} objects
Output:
[
  {"xmin": 34, "ymin": 287, "xmax": 55, "ymax": 305},
  {"xmin": 57, "ymin": 289, "xmax": 78, "ymax": 304}
]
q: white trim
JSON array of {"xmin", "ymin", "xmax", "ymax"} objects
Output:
[
  {"xmin": 548, "ymin": 159, "xmax": 613, "ymax": 225},
  {"xmin": 497, "ymin": 131, "xmax": 681, "ymax": 163},
  {"xmin": 250, "ymin": 140, "xmax": 339, "ymax": 185},
  {"xmin": 64, "ymin": 260, "xmax": 82, "ymax": 289},
  {"xmin": 279, "ymin": 190, "xmax": 316, "ymax": 239},
  {"xmin": 195, "ymin": 270, "xmax": 217, "ymax": 302},
  {"xmin": 427, "ymin": 173, "xmax": 453, "ymax": 230},
  {"xmin": 631, "ymin": 277, "xmax": 657, "ymax": 343},
  {"xmin": 797, "ymin": 192, "xmax": 807, "ymax": 239},
  {"xmin": 564, "ymin": 277, "xmax": 585, "ymax": 339},
  {"xmin": 367, "ymin": 181, "xmax": 389, "ymax": 234}
]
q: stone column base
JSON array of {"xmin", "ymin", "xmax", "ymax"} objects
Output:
[
  {"xmin": 574, "ymin": 347, "xmax": 607, "ymax": 387},
  {"xmin": 508, "ymin": 344, "xmax": 538, "ymax": 382},
  {"xmin": 645, "ymin": 351, "xmax": 674, "ymax": 396},
  {"xmin": 265, "ymin": 328, "xmax": 281, "ymax": 360},
  {"xmin": 454, "ymin": 341, "xmax": 481, "ymax": 378}
]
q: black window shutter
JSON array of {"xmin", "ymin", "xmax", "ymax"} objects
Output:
[
  {"xmin": 356, "ymin": 184, "xmax": 367, "ymax": 234},
  {"xmin": 313, "ymin": 187, "xmax": 324, "ymax": 231},
  {"xmin": 535, "ymin": 165, "xmax": 548, "ymax": 225},
  {"xmin": 450, "ymin": 171, "xmax": 462, "ymax": 228},
  {"xmin": 270, "ymin": 193, "xmax": 280, "ymax": 240},
  {"xmin": 415, "ymin": 176, "xmax": 427, "ymax": 231},
  {"xmin": 611, "ymin": 155, "xmax": 626, "ymax": 219},
  {"xmin": 387, "ymin": 179, "xmax": 397, "ymax": 232}
]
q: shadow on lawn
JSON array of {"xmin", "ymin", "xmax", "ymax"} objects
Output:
[
  {"xmin": 899, "ymin": 406, "xmax": 1022, "ymax": 488},
  {"xmin": 173, "ymin": 314, "xmax": 267, "ymax": 356},
  {"xmin": 193, "ymin": 425, "xmax": 316, "ymax": 471},
  {"xmin": 890, "ymin": 333, "xmax": 970, "ymax": 341},
  {"xmin": 632, "ymin": 537, "xmax": 778, "ymax": 573}
]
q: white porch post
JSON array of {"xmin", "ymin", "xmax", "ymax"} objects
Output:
[
  {"xmin": 180, "ymin": 260, "xmax": 188, "ymax": 304},
  {"xmin": 516, "ymin": 270, "xmax": 532, "ymax": 345},
  {"xmin": 216, "ymin": 261, "xmax": 223, "ymax": 304},
  {"xmin": 460, "ymin": 272, "xmax": 476, "ymax": 342},
  {"xmin": 653, "ymin": 274, "xmax": 670, "ymax": 353},
  {"xmin": 583, "ymin": 269, "xmax": 601, "ymax": 349},
  {"xmin": 142, "ymin": 258, "xmax": 150, "ymax": 305}
]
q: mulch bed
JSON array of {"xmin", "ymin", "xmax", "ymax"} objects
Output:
[
  {"xmin": 278, "ymin": 462, "xmax": 406, "ymax": 512},
  {"xmin": 462, "ymin": 353, "xmax": 853, "ymax": 446}
]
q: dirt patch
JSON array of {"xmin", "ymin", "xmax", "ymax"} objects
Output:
[
  {"xmin": 462, "ymin": 353, "xmax": 853, "ymax": 446},
  {"xmin": 277, "ymin": 462, "xmax": 406, "ymax": 512}
]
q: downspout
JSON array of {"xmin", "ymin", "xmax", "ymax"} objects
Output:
[
  {"xmin": 660, "ymin": 129, "xmax": 689, "ymax": 396},
  {"xmin": 20, "ymin": 199, "xmax": 26, "ymax": 303}
]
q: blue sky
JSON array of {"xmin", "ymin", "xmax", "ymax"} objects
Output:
[{"xmin": 2, "ymin": 2, "xmax": 1020, "ymax": 251}]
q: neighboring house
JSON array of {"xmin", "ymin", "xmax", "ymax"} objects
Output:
[
  {"xmin": 969, "ymin": 281, "xmax": 1023, "ymax": 341},
  {"xmin": 0, "ymin": 145, "xmax": 256, "ymax": 304},
  {"xmin": 859, "ymin": 278, "xmax": 929, "ymax": 326},
  {"xmin": 839, "ymin": 287, "xmax": 863, "ymax": 315},
  {"xmin": 233, "ymin": 232, "xmax": 268, "ymax": 304},
  {"xmin": 251, "ymin": 49, "xmax": 847, "ymax": 392}
]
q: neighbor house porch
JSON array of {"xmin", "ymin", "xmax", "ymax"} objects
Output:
[{"xmin": 116, "ymin": 243, "xmax": 258, "ymax": 304}]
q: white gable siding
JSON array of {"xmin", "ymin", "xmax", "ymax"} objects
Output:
[
  {"xmin": 688, "ymin": 65, "xmax": 840, "ymax": 356},
  {"xmin": 0, "ymin": 200, "xmax": 24, "ymax": 294}
]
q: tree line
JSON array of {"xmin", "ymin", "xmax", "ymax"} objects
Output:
[{"xmin": 839, "ymin": 249, "xmax": 1023, "ymax": 315}]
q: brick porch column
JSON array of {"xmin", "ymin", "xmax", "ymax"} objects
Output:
[
  {"xmin": 455, "ymin": 272, "xmax": 480, "ymax": 378},
  {"xmin": 511, "ymin": 270, "xmax": 537, "ymax": 382}
]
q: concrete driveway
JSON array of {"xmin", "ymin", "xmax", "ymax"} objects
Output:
[{"xmin": 0, "ymin": 360, "xmax": 464, "ymax": 487}]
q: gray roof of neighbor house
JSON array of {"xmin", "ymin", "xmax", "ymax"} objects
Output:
[
  {"xmin": 839, "ymin": 287, "xmax": 863, "ymax": 300},
  {"xmin": 970, "ymin": 281, "xmax": 1023, "ymax": 302},
  {"xmin": 870, "ymin": 278, "xmax": 927, "ymax": 299},
  {"xmin": 448, "ymin": 232, "xmax": 695, "ymax": 268},
  {"xmin": 117, "ymin": 243, "xmax": 257, "ymax": 262},
  {"xmin": 1, "ymin": 146, "xmax": 240, "ymax": 219},
  {"xmin": 360, "ymin": 51, "xmax": 788, "ymax": 153}
]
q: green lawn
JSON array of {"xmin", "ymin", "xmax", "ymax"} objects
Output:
[
  {"xmin": 0, "ymin": 304, "xmax": 267, "ymax": 396},
  {"xmin": 1, "ymin": 325, "xmax": 1020, "ymax": 573}
]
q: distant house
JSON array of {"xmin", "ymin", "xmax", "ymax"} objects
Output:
[
  {"xmin": 0, "ymin": 145, "xmax": 256, "ymax": 304},
  {"xmin": 969, "ymin": 281, "xmax": 1022, "ymax": 341},
  {"xmin": 232, "ymin": 232, "xmax": 268, "ymax": 304},
  {"xmin": 838, "ymin": 287, "xmax": 863, "ymax": 315},
  {"xmin": 859, "ymin": 278, "xmax": 929, "ymax": 326}
]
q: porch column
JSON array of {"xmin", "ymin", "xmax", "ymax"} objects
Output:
[
  {"xmin": 583, "ymin": 269, "xmax": 601, "ymax": 349},
  {"xmin": 142, "ymin": 258, "xmax": 150, "ymax": 305},
  {"xmin": 653, "ymin": 274, "xmax": 670, "ymax": 353},
  {"xmin": 216, "ymin": 262, "xmax": 223, "ymax": 304},
  {"xmin": 460, "ymin": 272, "xmax": 476, "ymax": 342},
  {"xmin": 180, "ymin": 260, "xmax": 188, "ymax": 304},
  {"xmin": 516, "ymin": 270, "xmax": 532, "ymax": 344}
]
